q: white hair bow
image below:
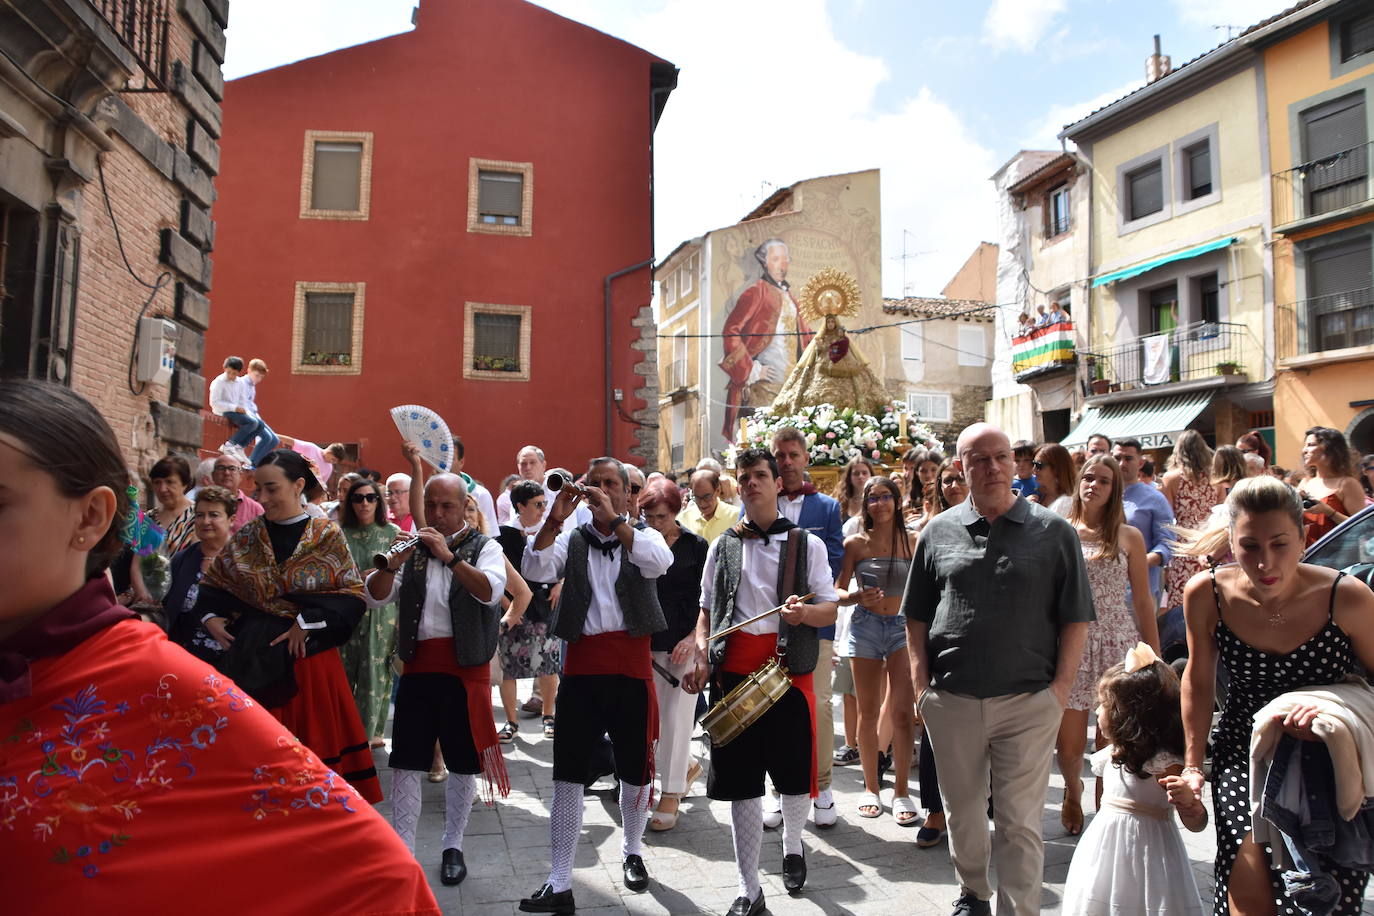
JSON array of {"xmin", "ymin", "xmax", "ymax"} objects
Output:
[{"xmin": 1123, "ymin": 642, "xmax": 1159, "ymax": 673}]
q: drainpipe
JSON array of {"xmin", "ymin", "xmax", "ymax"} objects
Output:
[{"xmin": 604, "ymin": 259, "xmax": 654, "ymax": 455}]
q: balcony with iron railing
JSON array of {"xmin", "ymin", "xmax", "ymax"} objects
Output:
[
  {"xmin": 1081, "ymin": 320, "xmax": 1252, "ymax": 396},
  {"xmin": 1276, "ymin": 287, "xmax": 1374, "ymax": 364},
  {"xmin": 86, "ymin": 0, "xmax": 171, "ymax": 89},
  {"xmin": 1273, "ymin": 141, "xmax": 1373, "ymax": 232}
]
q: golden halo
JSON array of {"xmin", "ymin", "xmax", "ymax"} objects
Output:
[{"xmin": 799, "ymin": 267, "xmax": 861, "ymax": 323}]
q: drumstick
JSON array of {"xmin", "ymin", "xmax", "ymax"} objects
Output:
[{"xmin": 710, "ymin": 593, "xmax": 816, "ymax": 642}]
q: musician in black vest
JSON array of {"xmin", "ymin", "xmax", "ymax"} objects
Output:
[
  {"xmin": 684, "ymin": 448, "xmax": 839, "ymax": 916},
  {"xmin": 364, "ymin": 466, "xmax": 508, "ymax": 888},
  {"xmin": 519, "ymin": 457, "xmax": 672, "ymax": 915}
]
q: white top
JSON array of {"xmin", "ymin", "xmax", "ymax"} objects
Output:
[
  {"xmin": 467, "ymin": 482, "xmax": 498, "ymax": 536},
  {"xmin": 778, "ymin": 493, "xmax": 806, "ymax": 525},
  {"xmin": 365, "ymin": 534, "xmax": 507, "ymax": 641},
  {"xmin": 699, "ymin": 527, "xmax": 839, "ymax": 635},
  {"xmin": 241, "ymin": 376, "xmax": 261, "ymax": 419},
  {"xmin": 208, "ymin": 371, "xmax": 243, "ymax": 414},
  {"xmin": 522, "ymin": 522, "xmax": 672, "ymax": 636}
]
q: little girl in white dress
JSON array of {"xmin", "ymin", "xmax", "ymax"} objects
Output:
[{"xmin": 1062, "ymin": 643, "xmax": 1208, "ymax": 916}]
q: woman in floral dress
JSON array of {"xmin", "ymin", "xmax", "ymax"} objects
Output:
[
  {"xmin": 1163, "ymin": 429, "xmax": 1219, "ymax": 607},
  {"xmin": 1057, "ymin": 454, "xmax": 1159, "ymax": 835},
  {"xmin": 338, "ymin": 477, "xmax": 402, "ymax": 745}
]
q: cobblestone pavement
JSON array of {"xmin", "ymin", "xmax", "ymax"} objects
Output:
[{"xmin": 372, "ymin": 693, "xmax": 1374, "ymax": 916}]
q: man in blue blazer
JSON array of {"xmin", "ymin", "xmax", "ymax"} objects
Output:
[{"xmin": 769, "ymin": 426, "xmax": 845, "ymax": 828}]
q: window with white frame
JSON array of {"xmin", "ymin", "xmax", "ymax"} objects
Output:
[
  {"xmin": 670, "ymin": 332, "xmax": 688, "ymax": 390},
  {"xmin": 1046, "ymin": 184, "xmax": 1071, "ymax": 237},
  {"xmin": 907, "ymin": 391, "xmax": 952, "ymax": 422},
  {"xmin": 670, "ymin": 402, "xmax": 686, "ymax": 469},
  {"xmin": 681, "ymin": 261, "xmax": 693, "ymax": 296},
  {"xmin": 900, "ymin": 322, "xmax": 923, "ymax": 361},
  {"xmin": 957, "ymin": 324, "xmax": 987, "ymax": 366}
]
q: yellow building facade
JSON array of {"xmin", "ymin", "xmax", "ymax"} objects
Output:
[
  {"xmin": 1063, "ymin": 46, "xmax": 1273, "ymax": 453},
  {"xmin": 1265, "ymin": 9, "xmax": 1374, "ymax": 468}
]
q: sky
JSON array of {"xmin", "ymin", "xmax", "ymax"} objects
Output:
[{"xmin": 221, "ymin": 0, "xmax": 1293, "ymax": 297}]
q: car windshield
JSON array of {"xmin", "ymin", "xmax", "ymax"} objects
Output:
[{"xmin": 1305, "ymin": 505, "xmax": 1374, "ymax": 588}]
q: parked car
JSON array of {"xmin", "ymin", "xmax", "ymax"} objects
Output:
[{"xmin": 1304, "ymin": 502, "xmax": 1374, "ymax": 589}]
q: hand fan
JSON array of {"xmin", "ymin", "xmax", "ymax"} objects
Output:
[{"xmin": 389, "ymin": 404, "xmax": 454, "ymax": 473}]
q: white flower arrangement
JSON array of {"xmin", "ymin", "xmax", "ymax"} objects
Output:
[{"xmin": 726, "ymin": 400, "xmax": 944, "ymax": 467}]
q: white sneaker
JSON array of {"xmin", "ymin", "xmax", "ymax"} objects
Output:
[
  {"xmin": 813, "ymin": 787, "xmax": 838, "ymax": 828},
  {"xmin": 761, "ymin": 794, "xmax": 783, "ymax": 829}
]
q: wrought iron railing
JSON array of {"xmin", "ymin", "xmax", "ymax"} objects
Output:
[
  {"xmin": 1273, "ymin": 141, "xmax": 1372, "ymax": 228},
  {"xmin": 1276, "ymin": 288, "xmax": 1374, "ymax": 359},
  {"xmin": 86, "ymin": 0, "xmax": 171, "ymax": 89},
  {"xmin": 1081, "ymin": 320, "xmax": 1250, "ymax": 394}
]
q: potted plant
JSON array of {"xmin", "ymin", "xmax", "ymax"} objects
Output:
[
  {"xmin": 1216, "ymin": 361, "xmax": 1242, "ymax": 376},
  {"xmin": 1090, "ymin": 362, "xmax": 1111, "ymax": 394}
]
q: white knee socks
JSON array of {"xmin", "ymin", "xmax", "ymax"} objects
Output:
[
  {"xmin": 441, "ymin": 772, "xmax": 476, "ymax": 851},
  {"xmin": 546, "ymin": 779, "xmax": 584, "ymax": 893},
  {"xmin": 391, "ymin": 768, "xmax": 423, "ymax": 853},
  {"xmin": 619, "ymin": 781, "xmax": 650, "ymax": 858},
  {"xmin": 730, "ymin": 797, "xmax": 763, "ymax": 900},
  {"xmin": 780, "ymin": 793, "xmax": 809, "ymax": 856}
]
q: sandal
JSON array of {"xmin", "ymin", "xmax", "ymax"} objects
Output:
[
  {"xmin": 1061, "ymin": 794, "xmax": 1084, "ymax": 836},
  {"xmin": 542, "ymin": 715, "xmax": 555, "ymax": 738},
  {"xmin": 833, "ymin": 744, "xmax": 860, "ymax": 765},
  {"xmin": 916, "ymin": 812, "xmax": 947, "ymax": 847},
  {"xmin": 684, "ymin": 760, "xmax": 704, "ymax": 793},
  {"xmin": 892, "ymin": 796, "xmax": 920, "ymax": 826},
  {"xmin": 498, "ymin": 721, "xmax": 518, "ymax": 744},
  {"xmin": 857, "ymin": 791, "xmax": 882, "ymax": 818},
  {"xmin": 650, "ymin": 795, "xmax": 681, "ymax": 832}
]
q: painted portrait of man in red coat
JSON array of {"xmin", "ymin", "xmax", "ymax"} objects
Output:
[{"xmin": 719, "ymin": 238, "xmax": 813, "ymax": 441}]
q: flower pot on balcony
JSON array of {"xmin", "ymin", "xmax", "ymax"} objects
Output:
[
  {"xmin": 1216, "ymin": 362, "xmax": 1241, "ymax": 376},
  {"xmin": 1091, "ymin": 379, "xmax": 1111, "ymax": 395}
]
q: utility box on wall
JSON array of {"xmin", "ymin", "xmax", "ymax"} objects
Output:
[{"xmin": 137, "ymin": 317, "xmax": 178, "ymax": 385}]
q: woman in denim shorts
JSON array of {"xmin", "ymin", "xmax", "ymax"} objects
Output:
[{"xmin": 835, "ymin": 476, "xmax": 918, "ymax": 825}]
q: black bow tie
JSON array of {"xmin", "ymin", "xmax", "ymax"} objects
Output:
[
  {"xmin": 738, "ymin": 518, "xmax": 796, "ymax": 541},
  {"xmin": 582, "ymin": 525, "xmax": 619, "ymax": 559}
]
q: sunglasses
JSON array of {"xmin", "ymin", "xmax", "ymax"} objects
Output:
[
  {"xmin": 1032, "ymin": 461, "xmax": 1046, "ymax": 470},
  {"xmin": 350, "ymin": 493, "xmax": 379, "ymax": 503}
]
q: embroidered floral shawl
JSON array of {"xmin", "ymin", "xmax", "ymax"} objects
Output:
[{"xmin": 202, "ymin": 517, "xmax": 363, "ymax": 619}]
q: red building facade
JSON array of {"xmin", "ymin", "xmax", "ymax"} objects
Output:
[{"xmin": 207, "ymin": 0, "xmax": 675, "ymax": 486}]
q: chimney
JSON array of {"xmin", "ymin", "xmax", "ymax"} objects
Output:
[
  {"xmin": 411, "ymin": 4, "xmax": 419, "ymax": 26},
  {"xmin": 1146, "ymin": 34, "xmax": 1172, "ymax": 84}
]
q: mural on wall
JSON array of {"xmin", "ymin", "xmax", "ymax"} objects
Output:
[{"xmin": 707, "ymin": 171, "xmax": 883, "ymax": 450}]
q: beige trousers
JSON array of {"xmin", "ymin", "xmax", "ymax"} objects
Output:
[
  {"xmin": 919, "ymin": 686, "xmax": 1061, "ymax": 915},
  {"xmin": 814, "ymin": 638, "xmax": 834, "ymax": 791}
]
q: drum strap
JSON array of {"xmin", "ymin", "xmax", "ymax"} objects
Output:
[{"xmin": 774, "ymin": 528, "xmax": 803, "ymax": 670}]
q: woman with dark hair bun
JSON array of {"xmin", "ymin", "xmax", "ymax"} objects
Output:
[
  {"xmin": 192, "ymin": 447, "xmax": 381, "ymax": 802},
  {"xmin": 0, "ymin": 381, "xmax": 437, "ymax": 913}
]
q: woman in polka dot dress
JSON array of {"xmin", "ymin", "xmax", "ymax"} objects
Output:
[{"xmin": 1177, "ymin": 476, "xmax": 1374, "ymax": 915}]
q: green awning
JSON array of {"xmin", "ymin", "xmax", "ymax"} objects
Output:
[
  {"xmin": 1061, "ymin": 391, "xmax": 1213, "ymax": 450},
  {"xmin": 1091, "ymin": 237, "xmax": 1237, "ymax": 288}
]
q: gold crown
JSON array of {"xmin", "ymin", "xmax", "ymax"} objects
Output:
[{"xmin": 799, "ymin": 267, "xmax": 861, "ymax": 323}]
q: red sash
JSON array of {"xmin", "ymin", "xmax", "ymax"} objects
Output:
[
  {"xmin": 405, "ymin": 638, "xmax": 509, "ymax": 800},
  {"xmin": 721, "ymin": 632, "xmax": 818, "ymax": 797},
  {"xmin": 564, "ymin": 632, "xmax": 659, "ymax": 805}
]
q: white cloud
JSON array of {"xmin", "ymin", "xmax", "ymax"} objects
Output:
[
  {"xmin": 982, "ymin": 0, "xmax": 1069, "ymax": 53},
  {"xmin": 535, "ymin": 0, "xmax": 998, "ymax": 297},
  {"xmin": 222, "ymin": 0, "xmax": 413, "ymax": 80},
  {"xmin": 1022, "ymin": 78, "xmax": 1145, "ymax": 149},
  {"xmin": 1168, "ymin": 0, "xmax": 1291, "ymax": 31}
]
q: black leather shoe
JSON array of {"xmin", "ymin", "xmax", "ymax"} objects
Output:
[
  {"xmin": 783, "ymin": 851, "xmax": 806, "ymax": 894},
  {"xmin": 440, "ymin": 848, "xmax": 466, "ymax": 885},
  {"xmin": 726, "ymin": 889, "xmax": 765, "ymax": 916},
  {"xmin": 622, "ymin": 854, "xmax": 649, "ymax": 892},
  {"xmin": 518, "ymin": 883, "xmax": 576, "ymax": 914}
]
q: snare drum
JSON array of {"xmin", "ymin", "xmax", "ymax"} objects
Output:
[{"xmin": 701, "ymin": 658, "xmax": 793, "ymax": 747}]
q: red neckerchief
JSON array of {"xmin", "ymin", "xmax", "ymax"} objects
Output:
[
  {"xmin": 781, "ymin": 483, "xmax": 817, "ymax": 499},
  {"xmin": 0, "ymin": 578, "xmax": 136, "ymax": 704}
]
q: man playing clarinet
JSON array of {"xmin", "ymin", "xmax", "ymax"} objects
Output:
[
  {"xmin": 684, "ymin": 448, "xmax": 838, "ymax": 916},
  {"xmin": 518, "ymin": 457, "xmax": 672, "ymax": 915}
]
